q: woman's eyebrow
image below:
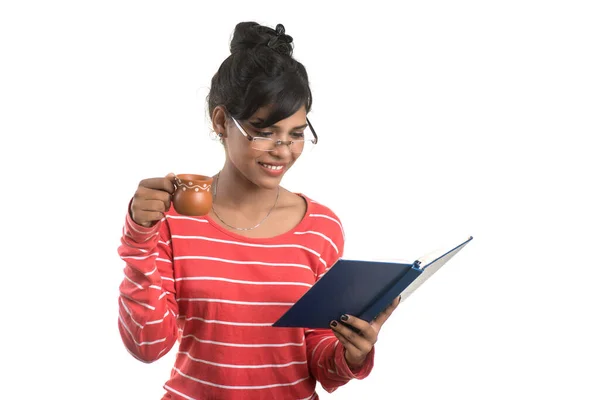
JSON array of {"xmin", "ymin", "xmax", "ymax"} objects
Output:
[
  {"xmin": 250, "ymin": 118, "xmax": 308, "ymax": 130},
  {"xmin": 290, "ymin": 123, "xmax": 309, "ymax": 130}
]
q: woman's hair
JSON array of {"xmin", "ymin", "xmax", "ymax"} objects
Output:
[{"xmin": 208, "ymin": 22, "xmax": 312, "ymax": 129}]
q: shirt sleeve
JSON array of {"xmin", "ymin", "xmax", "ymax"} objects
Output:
[
  {"xmin": 116, "ymin": 208, "xmax": 179, "ymax": 363},
  {"xmin": 304, "ymin": 210, "xmax": 375, "ymax": 393}
]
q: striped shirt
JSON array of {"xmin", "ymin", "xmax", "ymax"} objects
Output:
[{"xmin": 117, "ymin": 194, "xmax": 375, "ymax": 399}]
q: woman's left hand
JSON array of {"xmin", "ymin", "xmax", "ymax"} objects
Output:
[{"xmin": 330, "ymin": 296, "xmax": 401, "ymax": 369}]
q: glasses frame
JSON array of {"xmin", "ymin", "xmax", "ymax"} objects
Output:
[{"xmin": 230, "ymin": 115, "xmax": 318, "ymax": 153}]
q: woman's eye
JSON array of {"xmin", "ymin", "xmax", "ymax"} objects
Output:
[
  {"xmin": 291, "ymin": 132, "xmax": 305, "ymax": 139},
  {"xmin": 255, "ymin": 131, "xmax": 273, "ymax": 137}
]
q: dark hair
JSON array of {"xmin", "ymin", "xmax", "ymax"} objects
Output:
[{"xmin": 208, "ymin": 22, "xmax": 312, "ymax": 129}]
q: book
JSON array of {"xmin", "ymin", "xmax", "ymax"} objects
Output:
[{"xmin": 272, "ymin": 236, "xmax": 473, "ymax": 329}]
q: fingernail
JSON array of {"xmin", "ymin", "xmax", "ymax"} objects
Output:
[
  {"xmin": 340, "ymin": 314, "xmax": 348, "ymax": 321},
  {"xmin": 330, "ymin": 320, "xmax": 338, "ymax": 327}
]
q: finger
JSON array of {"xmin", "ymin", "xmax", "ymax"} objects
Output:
[
  {"xmin": 373, "ymin": 296, "xmax": 401, "ymax": 328},
  {"xmin": 331, "ymin": 329, "xmax": 361, "ymax": 354},
  {"xmin": 135, "ymin": 186, "xmax": 173, "ymax": 211},
  {"xmin": 339, "ymin": 314, "xmax": 378, "ymax": 344},
  {"xmin": 331, "ymin": 330, "xmax": 368, "ymax": 368},
  {"xmin": 137, "ymin": 199, "xmax": 168, "ymax": 213},
  {"xmin": 131, "ymin": 198, "xmax": 169, "ymax": 226},
  {"xmin": 139, "ymin": 177, "xmax": 176, "ymax": 194},
  {"xmin": 330, "ymin": 320, "xmax": 372, "ymax": 353},
  {"xmin": 165, "ymin": 172, "xmax": 176, "ymax": 185},
  {"xmin": 131, "ymin": 210, "xmax": 164, "ymax": 226}
]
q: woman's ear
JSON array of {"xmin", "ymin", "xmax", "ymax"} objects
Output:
[{"xmin": 211, "ymin": 106, "xmax": 227, "ymax": 138}]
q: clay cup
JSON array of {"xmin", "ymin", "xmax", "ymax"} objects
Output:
[{"xmin": 172, "ymin": 174, "xmax": 213, "ymax": 216}]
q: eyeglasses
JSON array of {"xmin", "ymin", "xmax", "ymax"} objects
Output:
[{"xmin": 230, "ymin": 116, "xmax": 318, "ymax": 154}]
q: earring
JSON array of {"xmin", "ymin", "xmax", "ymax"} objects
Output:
[{"xmin": 209, "ymin": 130, "xmax": 223, "ymax": 142}]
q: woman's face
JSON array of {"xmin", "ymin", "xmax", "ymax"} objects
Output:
[{"xmin": 223, "ymin": 105, "xmax": 308, "ymax": 189}]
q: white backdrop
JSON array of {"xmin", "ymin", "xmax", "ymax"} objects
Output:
[{"xmin": 1, "ymin": 1, "xmax": 599, "ymax": 399}]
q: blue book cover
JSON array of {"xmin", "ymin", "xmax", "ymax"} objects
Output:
[{"xmin": 272, "ymin": 236, "xmax": 473, "ymax": 329}]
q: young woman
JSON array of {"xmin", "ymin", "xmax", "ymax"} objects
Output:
[{"xmin": 117, "ymin": 21, "xmax": 400, "ymax": 400}]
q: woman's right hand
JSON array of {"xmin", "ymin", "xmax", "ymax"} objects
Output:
[{"xmin": 130, "ymin": 173, "xmax": 176, "ymax": 227}]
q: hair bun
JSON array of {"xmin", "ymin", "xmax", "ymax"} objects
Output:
[
  {"xmin": 275, "ymin": 24, "xmax": 285, "ymax": 36},
  {"xmin": 230, "ymin": 22, "xmax": 293, "ymax": 57}
]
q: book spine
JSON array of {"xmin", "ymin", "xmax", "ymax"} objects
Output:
[{"xmin": 359, "ymin": 266, "xmax": 423, "ymax": 323}]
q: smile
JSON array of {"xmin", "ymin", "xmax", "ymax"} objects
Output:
[{"xmin": 258, "ymin": 162, "xmax": 284, "ymax": 170}]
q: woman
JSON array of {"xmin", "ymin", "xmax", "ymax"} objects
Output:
[{"xmin": 117, "ymin": 21, "xmax": 400, "ymax": 399}]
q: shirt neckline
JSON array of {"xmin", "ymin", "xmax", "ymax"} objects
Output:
[{"xmin": 203, "ymin": 192, "xmax": 314, "ymax": 243}]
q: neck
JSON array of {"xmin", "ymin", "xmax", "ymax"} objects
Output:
[{"xmin": 213, "ymin": 162, "xmax": 279, "ymax": 212}]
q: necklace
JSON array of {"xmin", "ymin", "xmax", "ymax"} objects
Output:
[{"xmin": 211, "ymin": 172, "xmax": 280, "ymax": 231}]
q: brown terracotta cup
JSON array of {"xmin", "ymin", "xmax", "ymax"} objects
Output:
[{"xmin": 172, "ymin": 174, "xmax": 213, "ymax": 216}]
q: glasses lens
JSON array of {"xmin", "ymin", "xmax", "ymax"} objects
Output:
[
  {"xmin": 251, "ymin": 139, "xmax": 312, "ymax": 154},
  {"xmin": 297, "ymin": 128, "xmax": 316, "ymax": 153},
  {"xmin": 289, "ymin": 140, "xmax": 305, "ymax": 154},
  {"xmin": 251, "ymin": 138, "xmax": 274, "ymax": 151},
  {"xmin": 245, "ymin": 122, "xmax": 317, "ymax": 154}
]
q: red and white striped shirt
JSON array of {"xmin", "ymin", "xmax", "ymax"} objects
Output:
[{"xmin": 117, "ymin": 194, "xmax": 374, "ymax": 399}]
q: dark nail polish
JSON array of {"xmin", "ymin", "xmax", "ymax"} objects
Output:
[
  {"xmin": 330, "ymin": 320, "xmax": 338, "ymax": 327},
  {"xmin": 340, "ymin": 314, "xmax": 348, "ymax": 321}
]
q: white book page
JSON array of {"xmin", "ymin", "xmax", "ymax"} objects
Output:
[{"xmin": 400, "ymin": 238, "xmax": 472, "ymax": 302}]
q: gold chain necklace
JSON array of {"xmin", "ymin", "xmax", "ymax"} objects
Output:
[{"xmin": 211, "ymin": 172, "xmax": 280, "ymax": 231}]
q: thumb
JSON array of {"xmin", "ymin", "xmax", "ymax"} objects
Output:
[{"xmin": 166, "ymin": 172, "xmax": 177, "ymax": 193}]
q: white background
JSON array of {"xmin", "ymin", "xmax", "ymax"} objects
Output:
[{"xmin": 1, "ymin": 1, "xmax": 599, "ymax": 399}]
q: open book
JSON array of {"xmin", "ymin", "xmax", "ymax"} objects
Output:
[{"xmin": 272, "ymin": 236, "xmax": 473, "ymax": 329}]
